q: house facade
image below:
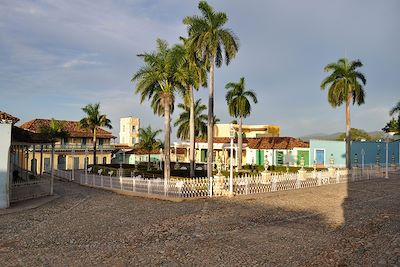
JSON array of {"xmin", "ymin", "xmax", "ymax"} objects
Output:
[
  {"xmin": 214, "ymin": 123, "xmax": 280, "ymax": 138},
  {"xmin": 119, "ymin": 117, "xmax": 140, "ymax": 147},
  {"xmin": 20, "ymin": 119, "xmax": 115, "ymax": 172}
]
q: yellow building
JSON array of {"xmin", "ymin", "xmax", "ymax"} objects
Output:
[
  {"xmin": 214, "ymin": 123, "xmax": 280, "ymax": 138},
  {"xmin": 119, "ymin": 117, "xmax": 140, "ymax": 147},
  {"xmin": 20, "ymin": 119, "xmax": 115, "ymax": 172}
]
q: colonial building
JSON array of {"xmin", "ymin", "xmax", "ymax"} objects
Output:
[
  {"xmin": 214, "ymin": 123, "xmax": 280, "ymax": 138},
  {"xmin": 119, "ymin": 117, "xmax": 140, "ymax": 147},
  {"xmin": 20, "ymin": 119, "xmax": 115, "ymax": 171}
]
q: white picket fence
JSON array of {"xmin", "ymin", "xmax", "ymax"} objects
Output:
[{"xmin": 68, "ymin": 164, "xmax": 399, "ymax": 199}]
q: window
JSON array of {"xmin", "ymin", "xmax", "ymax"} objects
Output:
[
  {"xmin": 132, "ymin": 125, "xmax": 136, "ymax": 132},
  {"xmin": 132, "ymin": 137, "xmax": 135, "ymax": 144},
  {"xmin": 123, "ymin": 125, "xmax": 125, "ymax": 132},
  {"xmin": 121, "ymin": 137, "xmax": 125, "ymax": 144},
  {"xmin": 102, "ymin": 157, "xmax": 107, "ymax": 164}
]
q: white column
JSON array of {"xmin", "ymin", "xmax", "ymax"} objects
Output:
[
  {"xmin": 0, "ymin": 123, "xmax": 12, "ymax": 209},
  {"xmin": 32, "ymin": 144, "xmax": 36, "ymax": 175},
  {"xmin": 230, "ymin": 139, "xmax": 233, "ymax": 195}
]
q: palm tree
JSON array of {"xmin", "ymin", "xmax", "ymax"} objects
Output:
[
  {"xmin": 173, "ymin": 38, "xmax": 207, "ymax": 178},
  {"xmin": 174, "ymin": 99, "xmax": 208, "ymax": 141},
  {"xmin": 183, "ymin": 1, "xmax": 239, "ymax": 178},
  {"xmin": 38, "ymin": 118, "xmax": 68, "ymax": 195},
  {"xmin": 136, "ymin": 126, "xmax": 162, "ymax": 170},
  {"xmin": 79, "ymin": 103, "xmax": 112, "ymax": 166},
  {"xmin": 389, "ymin": 100, "xmax": 400, "ymax": 133},
  {"xmin": 321, "ymin": 58, "xmax": 366, "ymax": 169},
  {"xmin": 132, "ymin": 39, "xmax": 182, "ymax": 180},
  {"xmin": 225, "ymin": 77, "xmax": 258, "ymax": 170}
]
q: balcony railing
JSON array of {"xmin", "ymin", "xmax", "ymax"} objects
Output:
[{"xmin": 39, "ymin": 144, "xmax": 115, "ymax": 151}]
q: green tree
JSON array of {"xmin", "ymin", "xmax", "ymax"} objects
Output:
[
  {"xmin": 132, "ymin": 39, "xmax": 182, "ymax": 180},
  {"xmin": 336, "ymin": 128, "xmax": 371, "ymax": 141},
  {"xmin": 183, "ymin": 1, "xmax": 239, "ymax": 178},
  {"xmin": 382, "ymin": 118, "xmax": 399, "ymax": 134},
  {"xmin": 225, "ymin": 77, "xmax": 258, "ymax": 170},
  {"xmin": 136, "ymin": 126, "xmax": 162, "ymax": 170},
  {"xmin": 79, "ymin": 103, "xmax": 112, "ymax": 166},
  {"xmin": 321, "ymin": 58, "xmax": 366, "ymax": 169},
  {"xmin": 173, "ymin": 38, "xmax": 207, "ymax": 177},
  {"xmin": 389, "ymin": 100, "xmax": 400, "ymax": 133},
  {"xmin": 39, "ymin": 118, "xmax": 69, "ymax": 195},
  {"xmin": 174, "ymin": 99, "xmax": 208, "ymax": 141}
]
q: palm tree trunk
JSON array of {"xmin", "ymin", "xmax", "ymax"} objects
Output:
[
  {"xmin": 93, "ymin": 128, "xmax": 97, "ymax": 166},
  {"xmin": 207, "ymin": 57, "xmax": 215, "ymax": 179},
  {"xmin": 148, "ymin": 151, "xmax": 151, "ymax": 171},
  {"xmin": 164, "ymin": 99, "xmax": 171, "ymax": 181},
  {"xmin": 238, "ymin": 117, "xmax": 243, "ymax": 170},
  {"xmin": 189, "ymin": 85, "xmax": 195, "ymax": 178},
  {"xmin": 345, "ymin": 91, "xmax": 352, "ymax": 169}
]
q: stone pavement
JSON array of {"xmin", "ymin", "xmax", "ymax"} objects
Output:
[{"xmin": 0, "ymin": 175, "xmax": 399, "ymax": 266}]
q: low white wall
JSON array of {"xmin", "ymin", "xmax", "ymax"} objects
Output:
[{"xmin": 0, "ymin": 123, "xmax": 12, "ymax": 208}]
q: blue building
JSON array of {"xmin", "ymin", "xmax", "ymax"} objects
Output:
[
  {"xmin": 351, "ymin": 140, "xmax": 400, "ymax": 165},
  {"xmin": 309, "ymin": 139, "xmax": 400, "ymax": 167},
  {"xmin": 309, "ymin": 139, "xmax": 346, "ymax": 167}
]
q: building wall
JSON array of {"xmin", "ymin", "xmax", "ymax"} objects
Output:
[
  {"xmin": 0, "ymin": 123, "xmax": 12, "ymax": 209},
  {"xmin": 214, "ymin": 124, "xmax": 280, "ymax": 138},
  {"xmin": 119, "ymin": 117, "xmax": 140, "ymax": 147},
  {"xmin": 26, "ymin": 151, "xmax": 113, "ymax": 173},
  {"xmin": 245, "ymin": 147, "xmax": 310, "ymax": 166},
  {"xmin": 351, "ymin": 140, "xmax": 400, "ymax": 165},
  {"xmin": 309, "ymin": 139, "xmax": 346, "ymax": 167}
]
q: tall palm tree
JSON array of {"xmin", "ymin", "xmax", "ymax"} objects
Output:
[
  {"xmin": 389, "ymin": 100, "xmax": 400, "ymax": 133},
  {"xmin": 174, "ymin": 99, "xmax": 208, "ymax": 141},
  {"xmin": 132, "ymin": 39, "xmax": 182, "ymax": 180},
  {"xmin": 321, "ymin": 58, "xmax": 366, "ymax": 169},
  {"xmin": 79, "ymin": 103, "xmax": 112, "ymax": 166},
  {"xmin": 136, "ymin": 126, "xmax": 162, "ymax": 170},
  {"xmin": 173, "ymin": 38, "xmax": 207, "ymax": 178},
  {"xmin": 183, "ymin": 1, "xmax": 239, "ymax": 178},
  {"xmin": 39, "ymin": 118, "xmax": 68, "ymax": 195},
  {"xmin": 225, "ymin": 77, "xmax": 258, "ymax": 170}
]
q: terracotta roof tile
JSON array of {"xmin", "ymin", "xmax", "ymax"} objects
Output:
[
  {"xmin": 20, "ymin": 119, "xmax": 114, "ymax": 139},
  {"xmin": 0, "ymin": 111, "xmax": 20, "ymax": 124},
  {"xmin": 12, "ymin": 126, "xmax": 51, "ymax": 144},
  {"xmin": 126, "ymin": 148, "xmax": 161, "ymax": 155},
  {"xmin": 195, "ymin": 137, "xmax": 309, "ymax": 149}
]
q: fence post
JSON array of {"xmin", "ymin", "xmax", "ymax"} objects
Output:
[
  {"xmin": 336, "ymin": 169, "xmax": 340, "ymax": 183},
  {"xmin": 209, "ymin": 176, "xmax": 213, "ymax": 197},
  {"xmin": 271, "ymin": 175, "xmax": 277, "ymax": 191},
  {"xmin": 132, "ymin": 177, "xmax": 136, "ymax": 192},
  {"xmin": 148, "ymin": 180, "xmax": 151, "ymax": 194},
  {"xmin": 110, "ymin": 176, "xmax": 113, "ymax": 189},
  {"xmin": 296, "ymin": 173, "xmax": 301, "ymax": 189},
  {"xmin": 120, "ymin": 177, "xmax": 123, "ymax": 190},
  {"xmin": 317, "ymin": 172, "xmax": 321, "ymax": 186},
  {"xmin": 101, "ymin": 175, "xmax": 104, "ymax": 187},
  {"xmin": 245, "ymin": 174, "xmax": 249, "ymax": 195}
]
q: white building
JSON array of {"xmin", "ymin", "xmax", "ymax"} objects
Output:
[{"xmin": 119, "ymin": 117, "xmax": 140, "ymax": 147}]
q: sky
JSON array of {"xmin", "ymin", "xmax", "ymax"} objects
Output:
[{"xmin": 1, "ymin": 0, "xmax": 399, "ymax": 141}]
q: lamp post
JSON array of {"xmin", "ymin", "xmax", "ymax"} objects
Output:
[
  {"xmin": 159, "ymin": 148, "xmax": 163, "ymax": 171},
  {"xmin": 229, "ymin": 124, "xmax": 236, "ymax": 195}
]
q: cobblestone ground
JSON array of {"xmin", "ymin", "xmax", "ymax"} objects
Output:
[{"xmin": 1, "ymin": 174, "xmax": 399, "ymax": 266}]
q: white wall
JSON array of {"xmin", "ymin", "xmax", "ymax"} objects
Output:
[{"xmin": 0, "ymin": 123, "xmax": 12, "ymax": 208}]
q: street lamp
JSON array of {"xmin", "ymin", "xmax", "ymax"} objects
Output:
[
  {"xmin": 384, "ymin": 132, "xmax": 395, "ymax": 179},
  {"xmin": 229, "ymin": 124, "xmax": 236, "ymax": 195},
  {"xmin": 361, "ymin": 148, "xmax": 365, "ymax": 174}
]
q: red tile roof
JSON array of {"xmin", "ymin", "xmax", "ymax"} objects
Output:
[
  {"xmin": 0, "ymin": 111, "xmax": 20, "ymax": 124},
  {"xmin": 195, "ymin": 137, "xmax": 309, "ymax": 149},
  {"xmin": 12, "ymin": 126, "xmax": 52, "ymax": 144},
  {"xmin": 126, "ymin": 148, "xmax": 161, "ymax": 155},
  {"xmin": 247, "ymin": 137, "xmax": 309, "ymax": 149},
  {"xmin": 20, "ymin": 119, "xmax": 114, "ymax": 139}
]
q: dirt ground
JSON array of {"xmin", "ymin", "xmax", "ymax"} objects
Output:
[{"xmin": 1, "ymin": 174, "xmax": 399, "ymax": 266}]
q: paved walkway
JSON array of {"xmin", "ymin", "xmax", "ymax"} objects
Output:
[{"xmin": 0, "ymin": 176, "xmax": 399, "ymax": 266}]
